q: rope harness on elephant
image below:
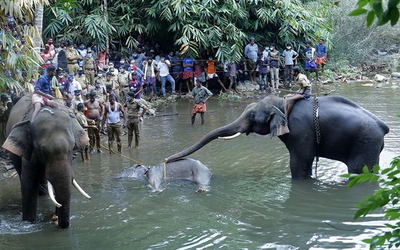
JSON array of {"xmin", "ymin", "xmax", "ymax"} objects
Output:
[{"xmin": 313, "ymin": 95, "xmax": 321, "ymax": 177}]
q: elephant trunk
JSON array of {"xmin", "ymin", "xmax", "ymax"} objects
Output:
[{"xmin": 165, "ymin": 119, "xmax": 244, "ymax": 163}]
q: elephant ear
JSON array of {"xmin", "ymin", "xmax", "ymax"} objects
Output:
[
  {"xmin": 2, "ymin": 120, "xmax": 33, "ymax": 160},
  {"xmin": 70, "ymin": 116, "xmax": 89, "ymax": 149},
  {"xmin": 269, "ymin": 106, "xmax": 290, "ymax": 137}
]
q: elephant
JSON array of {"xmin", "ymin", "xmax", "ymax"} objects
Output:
[
  {"xmin": 2, "ymin": 95, "xmax": 91, "ymax": 228},
  {"xmin": 116, "ymin": 158, "xmax": 212, "ymax": 192},
  {"xmin": 165, "ymin": 95, "xmax": 390, "ymax": 179}
]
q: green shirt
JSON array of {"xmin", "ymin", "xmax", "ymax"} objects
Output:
[{"xmin": 192, "ymin": 86, "xmax": 212, "ymax": 104}]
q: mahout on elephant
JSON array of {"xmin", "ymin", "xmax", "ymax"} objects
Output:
[
  {"xmin": 2, "ymin": 95, "xmax": 91, "ymax": 228},
  {"xmin": 117, "ymin": 158, "xmax": 212, "ymax": 192},
  {"xmin": 165, "ymin": 95, "xmax": 389, "ymax": 179}
]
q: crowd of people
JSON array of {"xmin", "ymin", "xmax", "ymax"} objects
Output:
[{"xmin": 28, "ymin": 35, "xmax": 327, "ymax": 157}]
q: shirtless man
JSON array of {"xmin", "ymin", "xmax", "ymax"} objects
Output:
[
  {"xmin": 103, "ymin": 95, "xmax": 126, "ymax": 154},
  {"xmin": 84, "ymin": 92, "xmax": 104, "ymax": 153}
]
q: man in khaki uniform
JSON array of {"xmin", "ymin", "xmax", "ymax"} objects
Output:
[
  {"xmin": 76, "ymin": 67, "xmax": 89, "ymax": 97},
  {"xmin": 124, "ymin": 91, "xmax": 149, "ymax": 148},
  {"xmin": 84, "ymin": 48, "xmax": 96, "ymax": 86},
  {"xmin": 66, "ymin": 41, "xmax": 82, "ymax": 75},
  {"xmin": 118, "ymin": 66, "xmax": 130, "ymax": 103}
]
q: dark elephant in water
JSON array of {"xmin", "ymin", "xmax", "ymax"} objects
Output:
[
  {"xmin": 165, "ymin": 95, "xmax": 390, "ymax": 179},
  {"xmin": 2, "ymin": 95, "xmax": 91, "ymax": 228}
]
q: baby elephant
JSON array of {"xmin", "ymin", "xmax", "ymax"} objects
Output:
[{"xmin": 117, "ymin": 158, "xmax": 212, "ymax": 192}]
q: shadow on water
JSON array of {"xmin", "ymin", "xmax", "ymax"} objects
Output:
[{"xmin": 0, "ymin": 82, "xmax": 399, "ymax": 249}]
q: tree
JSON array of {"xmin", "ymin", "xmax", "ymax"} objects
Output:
[
  {"xmin": 350, "ymin": 0, "xmax": 400, "ymax": 27},
  {"xmin": 0, "ymin": 0, "xmax": 49, "ymax": 92},
  {"xmin": 43, "ymin": 0, "xmax": 333, "ymax": 62}
]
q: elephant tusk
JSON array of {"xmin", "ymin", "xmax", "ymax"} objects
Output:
[
  {"xmin": 48, "ymin": 181, "xmax": 62, "ymax": 208},
  {"xmin": 218, "ymin": 132, "xmax": 242, "ymax": 140},
  {"xmin": 73, "ymin": 179, "xmax": 92, "ymax": 199}
]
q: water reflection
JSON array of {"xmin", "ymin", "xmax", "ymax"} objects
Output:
[{"xmin": 0, "ymin": 82, "xmax": 399, "ymax": 249}]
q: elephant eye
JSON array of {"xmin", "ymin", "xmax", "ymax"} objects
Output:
[{"xmin": 249, "ymin": 111, "xmax": 255, "ymax": 120}]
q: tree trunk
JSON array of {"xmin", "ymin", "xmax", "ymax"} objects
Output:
[{"xmin": 34, "ymin": 4, "xmax": 44, "ymax": 53}]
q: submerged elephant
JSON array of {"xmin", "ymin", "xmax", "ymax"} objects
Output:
[
  {"xmin": 117, "ymin": 158, "xmax": 212, "ymax": 192},
  {"xmin": 165, "ymin": 95, "xmax": 390, "ymax": 179},
  {"xmin": 2, "ymin": 95, "xmax": 91, "ymax": 228}
]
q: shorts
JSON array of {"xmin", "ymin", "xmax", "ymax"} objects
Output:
[
  {"xmin": 183, "ymin": 70, "xmax": 194, "ymax": 80},
  {"xmin": 316, "ymin": 57, "xmax": 326, "ymax": 66},
  {"xmin": 207, "ymin": 73, "xmax": 219, "ymax": 80},
  {"xmin": 192, "ymin": 102, "xmax": 206, "ymax": 114},
  {"xmin": 299, "ymin": 89, "xmax": 311, "ymax": 100},
  {"xmin": 32, "ymin": 93, "xmax": 48, "ymax": 105},
  {"xmin": 144, "ymin": 77, "xmax": 156, "ymax": 86},
  {"xmin": 305, "ymin": 60, "xmax": 317, "ymax": 70}
]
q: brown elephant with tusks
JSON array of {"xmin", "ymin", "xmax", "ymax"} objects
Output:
[
  {"xmin": 2, "ymin": 95, "xmax": 91, "ymax": 228},
  {"xmin": 165, "ymin": 95, "xmax": 390, "ymax": 179}
]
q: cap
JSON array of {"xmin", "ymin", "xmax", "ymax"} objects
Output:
[
  {"xmin": 77, "ymin": 103, "xmax": 84, "ymax": 111},
  {"xmin": 68, "ymin": 41, "xmax": 74, "ymax": 46},
  {"xmin": 103, "ymin": 65, "xmax": 109, "ymax": 70},
  {"xmin": 67, "ymin": 73, "xmax": 74, "ymax": 78},
  {"xmin": 131, "ymin": 65, "xmax": 137, "ymax": 70},
  {"xmin": 250, "ymin": 36, "xmax": 255, "ymax": 40},
  {"xmin": 194, "ymin": 77, "xmax": 201, "ymax": 82},
  {"xmin": 128, "ymin": 91, "xmax": 135, "ymax": 96},
  {"xmin": 60, "ymin": 40, "xmax": 66, "ymax": 45},
  {"xmin": 150, "ymin": 49, "xmax": 155, "ymax": 53},
  {"xmin": 106, "ymin": 84, "xmax": 112, "ymax": 90},
  {"xmin": 106, "ymin": 72, "xmax": 113, "ymax": 76},
  {"xmin": 89, "ymin": 92, "xmax": 96, "ymax": 97},
  {"xmin": 74, "ymin": 89, "xmax": 82, "ymax": 95},
  {"xmin": 95, "ymin": 83, "xmax": 100, "ymax": 88}
]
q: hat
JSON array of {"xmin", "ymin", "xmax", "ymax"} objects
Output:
[
  {"xmin": 89, "ymin": 92, "xmax": 96, "ymax": 97},
  {"xmin": 60, "ymin": 40, "xmax": 66, "ymax": 45},
  {"xmin": 103, "ymin": 65, "xmax": 109, "ymax": 70},
  {"xmin": 68, "ymin": 41, "xmax": 74, "ymax": 46},
  {"xmin": 106, "ymin": 84, "xmax": 112, "ymax": 90},
  {"xmin": 250, "ymin": 37, "xmax": 255, "ymax": 40},
  {"xmin": 95, "ymin": 83, "xmax": 100, "ymax": 88},
  {"xmin": 194, "ymin": 77, "xmax": 201, "ymax": 82},
  {"xmin": 149, "ymin": 49, "xmax": 155, "ymax": 53},
  {"xmin": 127, "ymin": 91, "xmax": 135, "ymax": 97},
  {"xmin": 67, "ymin": 73, "xmax": 74, "ymax": 78},
  {"xmin": 106, "ymin": 72, "xmax": 113, "ymax": 76},
  {"xmin": 131, "ymin": 65, "xmax": 137, "ymax": 70},
  {"xmin": 74, "ymin": 89, "xmax": 82, "ymax": 95},
  {"xmin": 78, "ymin": 67, "xmax": 83, "ymax": 71}
]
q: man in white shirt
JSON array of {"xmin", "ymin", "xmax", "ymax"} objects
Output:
[
  {"xmin": 67, "ymin": 73, "xmax": 82, "ymax": 99},
  {"xmin": 157, "ymin": 54, "xmax": 176, "ymax": 97}
]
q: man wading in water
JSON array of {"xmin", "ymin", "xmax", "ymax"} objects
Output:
[
  {"xmin": 103, "ymin": 95, "xmax": 126, "ymax": 154},
  {"xmin": 190, "ymin": 78, "xmax": 213, "ymax": 126},
  {"xmin": 85, "ymin": 92, "xmax": 104, "ymax": 153}
]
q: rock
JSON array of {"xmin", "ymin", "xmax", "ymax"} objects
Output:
[
  {"xmin": 391, "ymin": 72, "xmax": 400, "ymax": 78},
  {"xmin": 374, "ymin": 74, "xmax": 388, "ymax": 82}
]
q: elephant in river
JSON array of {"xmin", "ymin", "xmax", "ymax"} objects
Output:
[
  {"xmin": 2, "ymin": 95, "xmax": 91, "ymax": 228},
  {"xmin": 165, "ymin": 95, "xmax": 390, "ymax": 179},
  {"xmin": 117, "ymin": 158, "xmax": 212, "ymax": 192}
]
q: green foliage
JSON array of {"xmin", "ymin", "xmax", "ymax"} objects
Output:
[
  {"xmin": 329, "ymin": 0, "xmax": 400, "ymax": 66},
  {"xmin": 350, "ymin": 0, "xmax": 400, "ymax": 26},
  {"xmin": 43, "ymin": 0, "xmax": 332, "ymax": 62},
  {"xmin": 343, "ymin": 157, "xmax": 400, "ymax": 249}
]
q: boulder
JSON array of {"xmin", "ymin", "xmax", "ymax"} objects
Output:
[{"xmin": 374, "ymin": 74, "xmax": 388, "ymax": 82}]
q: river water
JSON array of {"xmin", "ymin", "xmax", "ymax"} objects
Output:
[{"xmin": 0, "ymin": 82, "xmax": 399, "ymax": 249}]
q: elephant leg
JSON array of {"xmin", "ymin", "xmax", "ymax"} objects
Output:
[
  {"xmin": 21, "ymin": 160, "xmax": 39, "ymax": 222},
  {"xmin": 288, "ymin": 148, "xmax": 315, "ymax": 179}
]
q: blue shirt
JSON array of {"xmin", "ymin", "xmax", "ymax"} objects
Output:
[
  {"xmin": 35, "ymin": 75, "xmax": 52, "ymax": 94},
  {"xmin": 316, "ymin": 44, "xmax": 327, "ymax": 57},
  {"xmin": 183, "ymin": 57, "xmax": 194, "ymax": 71}
]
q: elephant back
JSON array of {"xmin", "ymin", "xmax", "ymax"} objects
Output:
[{"xmin": 5, "ymin": 95, "xmax": 67, "ymax": 138}]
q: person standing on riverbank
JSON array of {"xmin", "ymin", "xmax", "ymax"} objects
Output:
[
  {"xmin": 191, "ymin": 78, "xmax": 213, "ymax": 126},
  {"xmin": 315, "ymin": 38, "xmax": 327, "ymax": 76}
]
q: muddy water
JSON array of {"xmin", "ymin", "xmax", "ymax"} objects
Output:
[{"xmin": 0, "ymin": 82, "xmax": 399, "ymax": 249}]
